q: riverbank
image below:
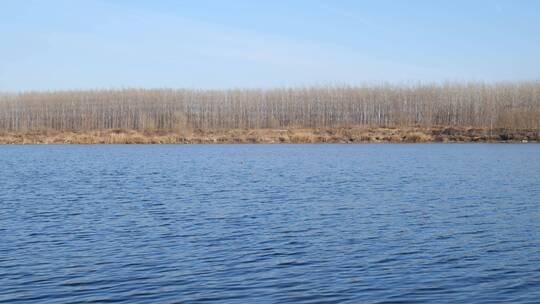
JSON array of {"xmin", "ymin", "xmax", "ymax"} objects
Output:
[{"xmin": 0, "ymin": 126, "xmax": 538, "ymax": 144}]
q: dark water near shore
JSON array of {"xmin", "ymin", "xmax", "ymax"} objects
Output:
[{"xmin": 1, "ymin": 144, "xmax": 540, "ymax": 303}]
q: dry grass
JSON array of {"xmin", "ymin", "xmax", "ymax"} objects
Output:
[
  {"xmin": 0, "ymin": 126, "xmax": 537, "ymax": 144},
  {"xmin": 403, "ymin": 132, "xmax": 432, "ymax": 143}
]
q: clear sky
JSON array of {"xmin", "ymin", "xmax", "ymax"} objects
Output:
[{"xmin": 1, "ymin": 0, "xmax": 539, "ymax": 91}]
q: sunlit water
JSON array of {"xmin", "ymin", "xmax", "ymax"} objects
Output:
[{"xmin": 1, "ymin": 144, "xmax": 540, "ymax": 303}]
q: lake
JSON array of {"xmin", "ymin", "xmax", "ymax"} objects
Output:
[{"xmin": 1, "ymin": 144, "xmax": 539, "ymax": 303}]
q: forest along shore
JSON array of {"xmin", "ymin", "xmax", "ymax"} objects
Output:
[
  {"xmin": 1, "ymin": 82, "xmax": 539, "ymax": 143},
  {"xmin": 0, "ymin": 127, "xmax": 537, "ymax": 144}
]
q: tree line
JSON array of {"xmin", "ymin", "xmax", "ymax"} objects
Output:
[{"xmin": 0, "ymin": 82, "xmax": 539, "ymax": 131}]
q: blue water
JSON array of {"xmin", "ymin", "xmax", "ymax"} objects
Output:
[{"xmin": 1, "ymin": 144, "xmax": 540, "ymax": 303}]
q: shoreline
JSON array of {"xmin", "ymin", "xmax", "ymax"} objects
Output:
[{"xmin": 0, "ymin": 126, "xmax": 538, "ymax": 144}]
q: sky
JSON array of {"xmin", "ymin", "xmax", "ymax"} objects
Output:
[{"xmin": 1, "ymin": 0, "xmax": 539, "ymax": 91}]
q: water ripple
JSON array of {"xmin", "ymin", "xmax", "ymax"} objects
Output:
[{"xmin": 1, "ymin": 144, "xmax": 539, "ymax": 303}]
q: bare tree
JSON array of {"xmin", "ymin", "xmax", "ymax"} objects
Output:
[{"xmin": 0, "ymin": 82, "xmax": 539, "ymax": 132}]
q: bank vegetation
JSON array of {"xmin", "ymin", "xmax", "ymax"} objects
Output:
[{"xmin": 1, "ymin": 82, "xmax": 539, "ymax": 143}]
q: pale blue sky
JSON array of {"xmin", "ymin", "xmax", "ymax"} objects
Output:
[{"xmin": 1, "ymin": 0, "xmax": 539, "ymax": 91}]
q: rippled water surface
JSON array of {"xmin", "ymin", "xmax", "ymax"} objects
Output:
[{"xmin": 1, "ymin": 144, "xmax": 540, "ymax": 303}]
